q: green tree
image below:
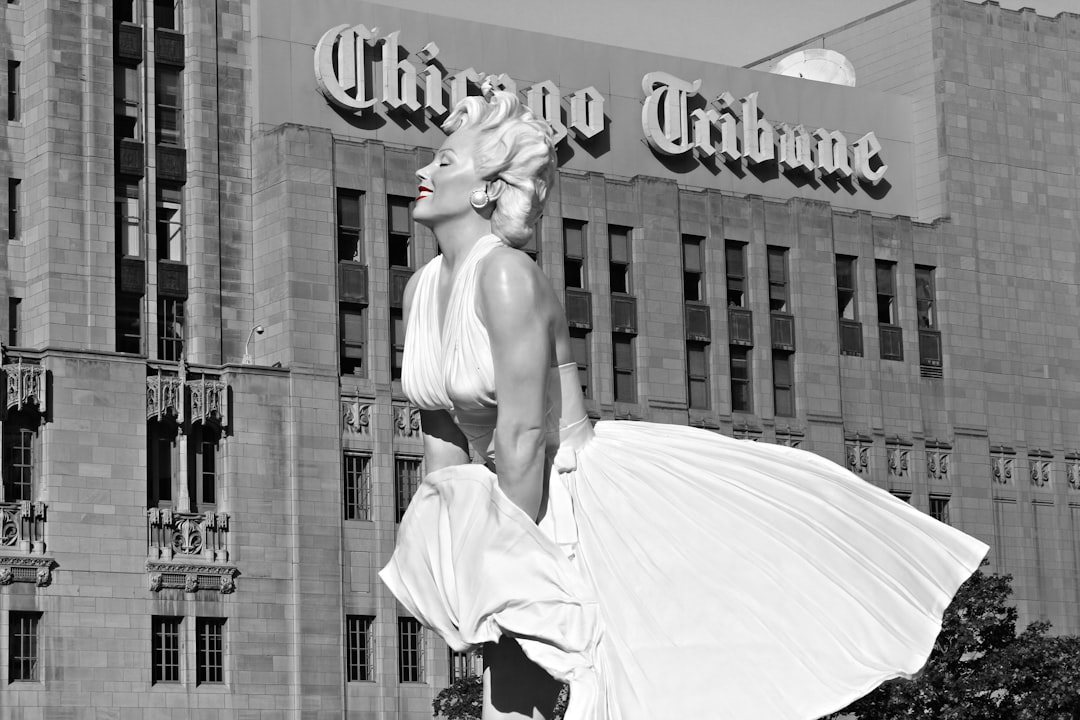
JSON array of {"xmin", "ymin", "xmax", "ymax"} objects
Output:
[{"xmin": 827, "ymin": 568, "xmax": 1080, "ymax": 720}]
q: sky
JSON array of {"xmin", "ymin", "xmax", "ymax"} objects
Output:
[{"xmin": 386, "ymin": 0, "xmax": 1080, "ymax": 67}]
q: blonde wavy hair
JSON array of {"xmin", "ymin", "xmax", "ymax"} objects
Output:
[{"xmin": 442, "ymin": 90, "xmax": 556, "ymax": 249}]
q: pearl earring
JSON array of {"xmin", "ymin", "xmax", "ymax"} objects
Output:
[{"xmin": 469, "ymin": 188, "xmax": 491, "ymax": 209}]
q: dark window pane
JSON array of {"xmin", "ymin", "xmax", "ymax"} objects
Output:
[
  {"xmin": 610, "ymin": 264, "xmax": 629, "ymax": 294},
  {"xmin": 152, "ymin": 616, "xmax": 181, "ymax": 684},
  {"xmin": 565, "ymin": 259, "xmax": 584, "ymax": 289}
]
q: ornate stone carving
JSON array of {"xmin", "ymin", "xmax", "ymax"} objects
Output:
[
  {"xmin": 927, "ymin": 450, "xmax": 951, "ymax": 482},
  {"xmin": 394, "ymin": 404, "xmax": 421, "ymax": 438},
  {"xmin": 845, "ymin": 435, "xmax": 872, "ymax": 475},
  {"xmin": 342, "ymin": 392, "xmax": 372, "ymax": 434},
  {"xmin": 0, "ymin": 500, "xmax": 47, "ymax": 553},
  {"xmin": 146, "ymin": 561, "xmax": 238, "ymax": 595},
  {"xmin": 774, "ymin": 429, "xmax": 804, "ymax": 448},
  {"xmin": 1028, "ymin": 451, "xmax": 1052, "ymax": 488},
  {"xmin": 887, "ymin": 443, "xmax": 910, "ymax": 478},
  {"xmin": 1066, "ymin": 454, "xmax": 1080, "ymax": 491},
  {"xmin": 3, "ymin": 355, "xmax": 47, "ymax": 415},
  {"xmin": 991, "ymin": 446, "xmax": 1015, "ymax": 485},
  {"xmin": 147, "ymin": 508, "xmax": 229, "ymax": 562},
  {"xmin": 0, "ymin": 556, "xmax": 57, "ymax": 586},
  {"xmin": 732, "ymin": 422, "xmax": 762, "ymax": 442},
  {"xmin": 189, "ymin": 376, "xmax": 229, "ymax": 429},
  {"xmin": 147, "ymin": 373, "xmax": 184, "ymax": 423}
]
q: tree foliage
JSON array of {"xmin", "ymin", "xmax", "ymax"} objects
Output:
[
  {"xmin": 826, "ymin": 568, "xmax": 1080, "ymax": 720},
  {"xmin": 433, "ymin": 674, "xmax": 568, "ymax": 720}
]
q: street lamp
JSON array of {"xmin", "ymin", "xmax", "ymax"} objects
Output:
[{"xmin": 242, "ymin": 325, "xmax": 264, "ymax": 365}]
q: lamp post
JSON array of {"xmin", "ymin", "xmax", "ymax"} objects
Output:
[{"xmin": 242, "ymin": 325, "xmax": 264, "ymax": 365}]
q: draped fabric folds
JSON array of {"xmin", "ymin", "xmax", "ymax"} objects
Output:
[{"xmin": 381, "ymin": 234, "xmax": 989, "ymax": 719}]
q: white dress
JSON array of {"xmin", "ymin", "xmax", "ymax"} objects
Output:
[{"xmin": 379, "ymin": 234, "xmax": 989, "ymax": 720}]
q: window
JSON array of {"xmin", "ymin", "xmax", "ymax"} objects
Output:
[
  {"xmin": 388, "ymin": 196, "xmax": 413, "ymax": 268},
  {"xmin": 608, "ymin": 226, "xmax": 631, "ymax": 295},
  {"xmin": 563, "ymin": 220, "xmax": 587, "ymax": 289},
  {"xmin": 730, "ymin": 346, "xmax": 751, "ymax": 413},
  {"xmin": 687, "ymin": 341, "xmax": 709, "ymax": 411},
  {"xmin": 725, "ymin": 241, "xmax": 747, "ymax": 307},
  {"xmin": 772, "ymin": 351, "xmax": 794, "ymax": 417},
  {"xmin": 152, "ymin": 616, "xmax": 182, "ymax": 684},
  {"xmin": 398, "ymin": 617, "xmax": 424, "ymax": 683},
  {"xmin": 117, "ymin": 293, "xmax": 142, "ymax": 354},
  {"xmin": 683, "ymin": 235, "xmax": 704, "ymax": 302},
  {"xmin": 2, "ymin": 410, "xmax": 37, "ymax": 502},
  {"xmin": 117, "ymin": 182, "xmax": 142, "ymax": 256},
  {"xmin": 395, "ymin": 457, "xmax": 422, "ymax": 522},
  {"xmin": 929, "ymin": 496, "xmax": 950, "ymax": 525},
  {"xmin": 340, "ymin": 304, "xmax": 366, "ymax": 377},
  {"xmin": 154, "ymin": 0, "xmax": 181, "ymax": 30},
  {"xmin": 343, "ymin": 452, "xmax": 371, "ymax": 521},
  {"xmin": 8, "ymin": 296, "xmax": 20, "ymax": 346},
  {"xmin": 876, "ymin": 260, "xmax": 902, "ymax": 360},
  {"xmin": 6, "ymin": 61, "xmax": 19, "ymax": 123},
  {"xmin": 836, "ymin": 256, "xmax": 857, "ymax": 320},
  {"xmin": 390, "ymin": 307, "xmax": 404, "ymax": 381},
  {"xmin": 187, "ymin": 425, "xmax": 218, "ymax": 512},
  {"xmin": 156, "ymin": 186, "xmax": 183, "ymax": 260},
  {"xmin": 890, "ymin": 491, "xmax": 911, "ymax": 504},
  {"xmin": 613, "ymin": 333, "xmax": 635, "ymax": 403},
  {"xmin": 155, "ymin": 66, "xmax": 182, "ymax": 146},
  {"xmin": 569, "ymin": 327, "xmax": 590, "ymax": 398},
  {"xmin": 875, "ymin": 260, "xmax": 897, "ymax": 325},
  {"xmin": 915, "ymin": 266, "xmax": 936, "ymax": 329},
  {"xmin": 115, "ymin": 65, "xmax": 141, "ymax": 141},
  {"xmin": 195, "ymin": 617, "xmax": 225, "ymax": 685},
  {"xmin": 337, "ymin": 190, "xmax": 363, "ymax": 263},
  {"xmin": 9, "ymin": 612, "xmax": 40, "ymax": 682},
  {"xmin": 449, "ymin": 649, "xmax": 481, "ymax": 682},
  {"xmin": 115, "ymin": 0, "xmax": 138, "ymax": 24},
  {"xmin": 157, "ymin": 297, "xmax": 184, "ymax": 361},
  {"xmin": 148, "ymin": 420, "xmax": 177, "ymax": 506},
  {"xmin": 346, "ymin": 615, "xmax": 374, "ymax": 682},
  {"xmin": 767, "ymin": 246, "xmax": 789, "ymax": 313},
  {"xmin": 8, "ymin": 178, "xmax": 19, "ymax": 241}
]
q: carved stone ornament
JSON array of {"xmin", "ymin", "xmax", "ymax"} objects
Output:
[
  {"xmin": 1066, "ymin": 454, "xmax": 1080, "ymax": 491},
  {"xmin": 0, "ymin": 556, "xmax": 57, "ymax": 587},
  {"xmin": 3, "ymin": 355, "xmax": 47, "ymax": 414},
  {"xmin": 394, "ymin": 404, "xmax": 421, "ymax": 438},
  {"xmin": 342, "ymin": 393, "xmax": 372, "ymax": 434},
  {"xmin": 733, "ymin": 423, "xmax": 762, "ymax": 442},
  {"xmin": 146, "ymin": 561, "xmax": 239, "ymax": 595},
  {"xmin": 774, "ymin": 429, "xmax": 804, "ymax": 448},
  {"xmin": 1029, "ymin": 453, "xmax": 1052, "ymax": 488},
  {"xmin": 147, "ymin": 373, "xmax": 184, "ymax": 423},
  {"xmin": 846, "ymin": 436, "xmax": 872, "ymax": 475},
  {"xmin": 927, "ymin": 451, "xmax": 951, "ymax": 482},
  {"xmin": 991, "ymin": 448, "xmax": 1015, "ymax": 485},
  {"xmin": 887, "ymin": 445, "xmax": 910, "ymax": 478},
  {"xmin": 0, "ymin": 500, "xmax": 47, "ymax": 553},
  {"xmin": 189, "ymin": 376, "xmax": 229, "ymax": 429},
  {"xmin": 147, "ymin": 508, "xmax": 229, "ymax": 563}
]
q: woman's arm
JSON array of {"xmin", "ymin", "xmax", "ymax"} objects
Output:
[
  {"xmin": 477, "ymin": 249, "xmax": 554, "ymax": 521},
  {"xmin": 402, "ymin": 269, "xmax": 471, "ymax": 473}
]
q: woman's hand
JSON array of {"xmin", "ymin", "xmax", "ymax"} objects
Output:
[{"xmin": 477, "ymin": 248, "xmax": 554, "ymax": 521}]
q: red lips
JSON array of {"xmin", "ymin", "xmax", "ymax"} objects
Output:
[{"xmin": 417, "ymin": 185, "xmax": 432, "ymax": 200}]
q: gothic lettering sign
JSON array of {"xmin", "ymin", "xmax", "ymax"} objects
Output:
[
  {"xmin": 313, "ymin": 25, "xmax": 889, "ymax": 193},
  {"xmin": 314, "ymin": 24, "xmax": 605, "ymax": 146},
  {"xmin": 641, "ymin": 72, "xmax": 888, "ymax": 186}
]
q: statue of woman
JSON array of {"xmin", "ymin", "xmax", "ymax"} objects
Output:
[{"xmin": 380, "ymin": 89, "xmax": 988, "ymax": 720}]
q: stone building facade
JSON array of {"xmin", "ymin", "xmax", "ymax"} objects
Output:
[{"xmin": 0, "ymin": 0, "xmax": 1076, "ymax": 718}]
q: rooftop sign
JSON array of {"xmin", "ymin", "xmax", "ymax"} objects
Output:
[{"xmin": 314, "ymin": 23, "xmax": 888, "ymax": 190}]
